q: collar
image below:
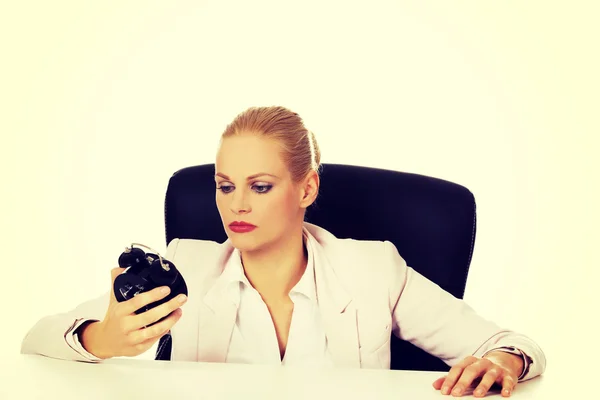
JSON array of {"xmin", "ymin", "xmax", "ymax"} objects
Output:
[
  {"xmin": 289, "ymin": 228, "xmax": 316, "ymax": 301},
  {"xmin": 222, "ymin": 227, "xmax": 317, "ymax": 306}
]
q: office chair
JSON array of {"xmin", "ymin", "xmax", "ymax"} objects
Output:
[{"xmin": 156, "ymin": 163, "xmax": 477, "ymax": 372}]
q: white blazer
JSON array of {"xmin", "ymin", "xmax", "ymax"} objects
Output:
[{"xmin": 21, "ymin": 222, "xmax": 546, "ymax": 381}]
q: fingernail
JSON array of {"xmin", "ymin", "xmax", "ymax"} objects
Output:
[
  {"xmin": 453, "ymin": 386, "xmax": 462, "ymax": 395},
  {"xmin": 178, "ymin": 294, "xmax": 187, "ymax": 303},
  {"xmin": 161, "ymin": 287, "xmax": 170, "ymax": 294},
  {"xmin": 475, "ymin": 389, "xmax": 483, "ymax": 396},
  {"xmin": 441, "ymin": 386, "xmax": 450, "ymax": 395},
  {"xmin": 504, "ymin": 388, "xmax": 511, "ymax": 395}
]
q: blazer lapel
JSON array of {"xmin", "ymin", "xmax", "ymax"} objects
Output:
[
  {"xmin": 172, "ymin": 243, "xmax": 239, "ymax": 363},
  {"xmin": 306, "ymin": 230, "xmax": 361, "ymax": 368},
  {"xmin": 169, "ymin": 290, "xmax": 201, "ymax": 361},
  {"xmin": 195, "ymin": 249, "xmax": 240, "ymax": 363},
  {"xmin": 196, "ymin": 297, "xmax": 238, "ymax": 363}
]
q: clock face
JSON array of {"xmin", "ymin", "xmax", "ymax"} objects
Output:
[
  {"xmin": 114, "ymin": 272, "xmax": 149, "ymax": 302},
  {"xmin": 118, "ymin": 282, "xmax": 146, "ymax": 300}
]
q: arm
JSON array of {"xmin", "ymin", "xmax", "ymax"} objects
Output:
[
  {"xmin": 385, "ymin": 240, "xmax": 546, "ymax": 382},
  {"xmin": 20, "ymin": 238, "xmax": 182, "ymax": 362},
  {"xmin": 20, "ymin": 292, "xmax": 109, "ymax": 362}
]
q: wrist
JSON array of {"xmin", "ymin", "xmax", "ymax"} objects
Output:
[
  {"xmin": 78, "ymin": 321, "xmax": 112, "ymax": 360},
  {"xmin": 483, "ymin": 350, "xmax": 524, "ymax": 377}
]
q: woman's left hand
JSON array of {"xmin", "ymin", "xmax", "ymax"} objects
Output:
[{"xmin": 432, "ymin": 351, "xmax": 524, "ymax": 397}]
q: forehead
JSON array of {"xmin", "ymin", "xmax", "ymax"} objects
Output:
[{"xmin": 215, "ymin": 134, "xmax": 288, "ymax": 178}]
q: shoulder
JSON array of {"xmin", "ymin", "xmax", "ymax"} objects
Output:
[
  {"xmin": 305, "ymin": 223, "xmax": 410, "ymax": 311},
  {"xmin": 165, "ymin": 237, "xmax": 226, "ymax": 258},
  {"xmin": 304, "ymin": 222, "xmax": 408, "ymax": 279},
  {"xmin": 164, "ymin": 237, "xmax": 234, "ymax": 284},
  {"xmin": 305, "ymin": 222, "xmax": 403, "ymax": 259}
]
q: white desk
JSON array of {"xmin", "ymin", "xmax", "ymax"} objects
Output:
[{"xmin": 1, "ymin": 355, "xmax": 552, "ymax": 399}]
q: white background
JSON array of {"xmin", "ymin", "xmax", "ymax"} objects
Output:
[{"xmin": 2, "ymin": 0, "xmax": 598, "ymax": 384}]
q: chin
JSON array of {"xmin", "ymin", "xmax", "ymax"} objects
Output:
[{"xmin": 227, "ymin": 234, "xmax": 262, "ymax": 252}]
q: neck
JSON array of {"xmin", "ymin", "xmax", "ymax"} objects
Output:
[{"xmin": 240, "ymin": 225, "xmax": 308, "ymax": 299}]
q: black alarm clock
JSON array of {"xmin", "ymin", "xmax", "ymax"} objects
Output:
[{"xmin": 113, "ymin": 243, "xmax": 188, "ymax": 321}]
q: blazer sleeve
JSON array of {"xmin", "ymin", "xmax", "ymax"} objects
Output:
[
  {"xmin": 385, "ymin": 240, "xmax": 546, "ymax": 382},
  {"xmin": 20, "ymin": 292, "xmax": 109, "ymax": 362},
  {"xmin": 20, "ymin": 238, "xmax": 181, "ymax": 362}
]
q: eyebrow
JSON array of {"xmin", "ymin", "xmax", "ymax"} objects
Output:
[{"xmin": 215, "ymin": 172, "xmax": 280, "ymax": 180}]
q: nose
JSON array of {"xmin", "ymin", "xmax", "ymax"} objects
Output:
[{"xmin": 230, "ymin": 189, "xmax": 251, "ymax": 214}]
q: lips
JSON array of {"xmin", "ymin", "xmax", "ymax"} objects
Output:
[
  {"xmin": 229, "ymin": 221, "xmax": 257, "ymax": 233},
  {"xmin": 229, "ymin": 221, "xmax": 256, "ymax": 228}
]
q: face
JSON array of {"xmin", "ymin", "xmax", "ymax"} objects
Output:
[{"xmin": 215, "ymin": 134, "xmax": 318, "ymax": 253}]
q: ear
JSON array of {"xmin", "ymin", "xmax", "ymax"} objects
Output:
[{"xmin": 299, "ymin": 170, "xmax": 320, "ymax": 209}]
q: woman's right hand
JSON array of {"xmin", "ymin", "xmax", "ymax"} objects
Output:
[{"xmin": 79, "ymin": 267, "xmax": 187, "ymax": 359}]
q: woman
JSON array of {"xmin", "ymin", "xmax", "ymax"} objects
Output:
[{"xmin": 21, "ymin": 106, "xmax": 546, "ymax": 397}]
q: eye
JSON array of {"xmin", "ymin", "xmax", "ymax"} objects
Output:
[
  {"xmin": 216, "ymin": 183, "xmax": 273, "ymax": 194},
  {"xmin": 253, "ymin": 184, "xmax": 272, "ymax": 194},
  {"xmin": 216, "ymin": 184, "xmax": 234, "ymax": 194}
]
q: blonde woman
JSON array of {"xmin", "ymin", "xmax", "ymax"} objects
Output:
[{"xmin": 21, "ymin": 106, "xmax": 546, "ymax": 398}]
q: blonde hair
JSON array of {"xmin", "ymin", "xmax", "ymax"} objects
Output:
[{"xmin": 221, "ymin": 106, "xmax": 322, "ymax": 183}]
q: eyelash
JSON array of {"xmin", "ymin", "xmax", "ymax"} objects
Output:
[{"xmin": 216, "ymin": 184, "xmax": 272, "ymax": 194}]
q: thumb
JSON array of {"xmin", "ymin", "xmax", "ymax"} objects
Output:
[{"xmin": 109, "ymin": 267, "xmax": 126, "ymax": 303}]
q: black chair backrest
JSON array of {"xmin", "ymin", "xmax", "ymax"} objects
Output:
[{"xmin": 159, "ymin": 163, "xmax": 477, "ymax": 372}]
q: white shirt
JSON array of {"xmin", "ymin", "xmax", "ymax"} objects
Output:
[{"xmin": 223, "ymin": 229, "xmax": 333, "ymax": 367}]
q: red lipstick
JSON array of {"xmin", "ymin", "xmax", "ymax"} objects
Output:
[{"xmin": 229, "ymin": 221, "xmax": 257, "ymax": 233}]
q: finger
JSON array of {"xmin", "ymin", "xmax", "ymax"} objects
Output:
[
  {"xmin": 473, "ymin": 367, "xmax": 504, "ymax": 398},
  {"xmin": 500, "ymin": 375, "xmax": 517, "ymax": 397},
  {"xmin": 432, "ymin": 375, "xmax": 447, "ymax": 389},
  {"xmin": 131, "ymin": 293, "xmax": 187, "ymax": 329},
  {"xmin": 118, "ymin": 286, "xmax": 172, "ymax": 317},
  {"xmin": 440, "ymin": 356, "xmax": 478, "ymax": 395},
  {"xmin": 129, "ymin": 308, "xmax": 183, "ymax": 345},
  {"xmin": 122, "ymin": 333, "xmax": 164, "ymax": 357},
  {"xmin": 451, "ymin": 358, "xmax": 493, "ymax": 397}
]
